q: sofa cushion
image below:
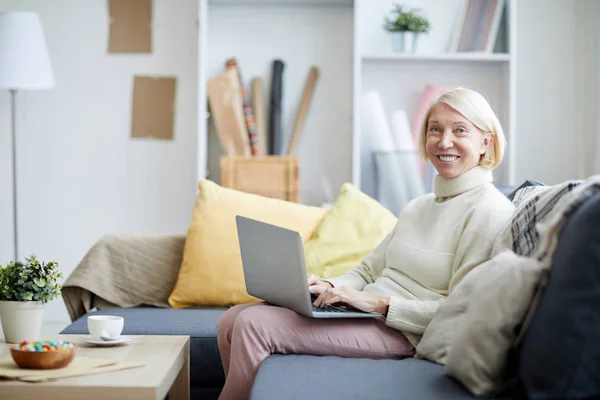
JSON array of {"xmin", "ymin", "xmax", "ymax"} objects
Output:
[
  {"xmin": 168, "ymin": 179, "xmax": 327, "ymax": 308},
  {"xmin": 304, "ymin": 182, "xmax": 397, "ymax": 279},
  {"xmin": 518, "ymin": 191, "xmax": 600, "ymax": 399},
  {"xmin": 251, "ymin": 355, "xmax": 504, "ymax": 400},
  {"xmin": 60, "ymin": 307, "xmax": 227, "ymax": 389},
  {"xmin": 506, "ymin": 179, "xmax": 545, "ymax": 202}
]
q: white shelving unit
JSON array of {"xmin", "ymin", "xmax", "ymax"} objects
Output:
[
  {"xmin": 197, "ymin": 0, "xmax": 355, "ymax": 206},
  {"xmin": 196, "ymin": 0, "xmax": 517, "ymax": 206},
  {"xmin": 362, "ymin": 53, "xmax": 511, "ymax": 62}
]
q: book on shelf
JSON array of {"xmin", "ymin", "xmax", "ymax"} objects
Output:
[{"xmin": 449, "ymin": 0, "xmax": 505, "ymax": 53}]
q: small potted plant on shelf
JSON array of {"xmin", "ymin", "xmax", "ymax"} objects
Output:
[
  {"xmin": 383, "ymin": 4, "xmax": 430, "ymax": 53},
  {"xmin": 0, "ymin": 255, "xmax": 63, "ymax": 343}
]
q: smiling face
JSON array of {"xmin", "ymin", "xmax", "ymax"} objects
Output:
[{"xmin": 425, "ymin": 103, "xmax": 493, "ymax": 179}]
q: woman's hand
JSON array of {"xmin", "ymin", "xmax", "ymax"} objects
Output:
[
  {"xmin": 307, "ymin": 273, "xmax": 333, "ymax": 297},
  {"xmin": 312, "ymin": 286, "xmax": 389, "ymax": 315}
]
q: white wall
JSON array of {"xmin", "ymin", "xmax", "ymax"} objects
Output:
[
  {"xmin": 515, "ymin": 0, "xmax": 590, "ymax": 184},
  {"xmin": 592, "ymin": 1, "xmax": 600, "ymax": 176},
  {"xmin": 576, "ymin": 0, "xmax": 600, "ymax": 178},
  {"xmin": 0, "ymin": 0, "xmax": 199, "ymax": 330}
]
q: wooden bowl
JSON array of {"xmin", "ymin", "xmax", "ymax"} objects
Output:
[{"xmin": 10, "ymin": 346, "xmax": 76, "ymax": 369}]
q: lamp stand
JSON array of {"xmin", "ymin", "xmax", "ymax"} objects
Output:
[{"xmin": 10, "ymin": 89, "xmax": 18, "ymax": 262}]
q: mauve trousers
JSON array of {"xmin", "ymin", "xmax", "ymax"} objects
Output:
[{"xmin": 216, "ymin": 302, "xmax": 415, "ymax": 400}]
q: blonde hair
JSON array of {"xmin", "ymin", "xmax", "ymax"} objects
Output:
[{"xmin": 418, "ymin": 87, "xmax": 506, "ymax": 170}]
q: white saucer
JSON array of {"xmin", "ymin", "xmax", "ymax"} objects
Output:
[{"xmin": 79, "ymin": 335, "xmax": 137, "ymax": 346}]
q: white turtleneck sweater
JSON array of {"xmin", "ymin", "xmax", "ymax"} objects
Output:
[{"xmin": 327, "ymin": 166, "xmax": 515, "ymax": 346}]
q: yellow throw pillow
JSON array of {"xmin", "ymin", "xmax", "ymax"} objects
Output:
[
  {"xmin": 168, "ymin": 179, "xmax": 328, "ymax": 308},
  {"xmin": 304, "ymin": 183, "xmax": 397, "ymax": 279}
]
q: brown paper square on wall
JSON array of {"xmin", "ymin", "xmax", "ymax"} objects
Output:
[
  {"xmin": 131, "ymin": 76, "xmax": 177, "ymax": 140},
  {"xmin": 108, "ymin": 0, "xmax": 152, "ymax": 53}
]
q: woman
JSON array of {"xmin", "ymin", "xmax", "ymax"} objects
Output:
[{"xmin": 216, "ymin": 87, "xmax": 515, "ymax": 400}]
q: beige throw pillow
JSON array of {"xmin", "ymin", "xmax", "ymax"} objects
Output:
[
  {"xmin": 444, "ymin": 250, "xmax": 543, "ymax": 396},
  {"xmin": 415, "ymin": 253, "xmax": 505, "ymax": 365}
]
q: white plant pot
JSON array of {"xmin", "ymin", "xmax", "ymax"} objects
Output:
[
  {"xmin": 390, "ymin": 31, "xmax": 418, "ymax": 53},
  {"xmin": 0, "ymin": 301, "xmax": 44, "ymax": 344}
]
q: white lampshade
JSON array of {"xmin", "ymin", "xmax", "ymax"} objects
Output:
[{"xmin": 0, "ymin": 11, "xmax": 54, "ymax": 90}]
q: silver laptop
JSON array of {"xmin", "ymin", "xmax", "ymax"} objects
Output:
[{"xmin": 236, "ymin": 215, "xmax": 382, "ymax": 319}]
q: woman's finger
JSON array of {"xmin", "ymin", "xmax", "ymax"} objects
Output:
[
  {"xmin": 323, "ymin": 294, "xmax": 342, "ymax": 306},
  {"xmin": 313, "ymin": 295, "xmax": 322, "ymax": 308},
  {"xmin": 317, "ymin": 288, "xmax": 344, "ymax": 308},
  {"xmin": 326, "ymin": 288, "xmax": 354, "ymax": 307},
  {"xmin": 314, "ymin": 288, "xmax": 334, "ymax": 308},
  {"xmin": 313, "ymin": 291, "xmax": 327, "ymax": 307},
  {"xmin": 309, "ymin": 284, "xmax": 326, "ymax": 296}
]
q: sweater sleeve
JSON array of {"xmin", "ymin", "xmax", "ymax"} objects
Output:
[
  {"xmin": 385, "ymin": 296, "xmax": 443, "ymax": 334},
  {"xmin": 385, "ymin": 197, "xmax": 515, "ymax": 335},
  {"xmin": 325, "ymin": 229, "xmax": 395, "ymax": 291}
]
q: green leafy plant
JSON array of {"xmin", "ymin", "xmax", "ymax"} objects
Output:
[
  {"xmin": 0, "ymin": 255, "xmax": 63, "ymax": 303},
  {"xmin": 383, "ymin": 4, "xmax": 430, "ymax": 34}
]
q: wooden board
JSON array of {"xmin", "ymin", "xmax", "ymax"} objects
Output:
[
  {"xmin": 252, "ymin": 77, "xmax": 268, "ymax": 156},
  {"xmin": 207, "ymin": 69, "xmax": 250, "ymax": 155},
  {"xmin": 287, "ymin": 66, "xmax": 319, "ymax": 155}
]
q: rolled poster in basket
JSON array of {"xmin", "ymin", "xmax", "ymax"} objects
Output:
[
  {"xmin": 361, "ymin": 91, "xmax": 409, "ymax": 213},
  {"xmin": 391, "ymin": 110, "xmax": 426, "ymax": 199}
]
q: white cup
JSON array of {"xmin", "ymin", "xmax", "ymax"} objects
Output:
[{"xmin": 87, "ymin": 315, "xmax": 124, "ymax": 341}]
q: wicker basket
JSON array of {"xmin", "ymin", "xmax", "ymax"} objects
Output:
[{"xmin": 220, "ymin": 156, "xmax": 299, "ymax": 202}]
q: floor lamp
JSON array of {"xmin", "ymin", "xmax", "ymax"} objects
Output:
[{"xmin": 0, "ymin": 12, "xmax": 54, "ymax": 262}]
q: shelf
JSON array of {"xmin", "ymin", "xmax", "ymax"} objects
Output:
[
  {"xmin": 361, "ymin": 53, "xmax": 511, "ymax": 62},
  {"xmin": 209, "ymin": 0, "xmax": 353, "ymax": 7}
]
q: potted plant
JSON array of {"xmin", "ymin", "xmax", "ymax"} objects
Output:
[
  {"xmin": 0, "ymin": 255, "xmax": 63, "ymax": 343},
  {"xmin": 383, "ymin": 4, "xmax": 430, "ymax": 53}
]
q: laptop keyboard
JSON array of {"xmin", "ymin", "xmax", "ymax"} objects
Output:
[
  {"xmin": 310, "ymin": 294, "xmax": 352, "ymax": 313},
  {"xmin": 312, "ymin": 304, "xmax": 350, "ymax": 313}
]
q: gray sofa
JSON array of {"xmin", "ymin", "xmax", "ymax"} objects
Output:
[{"xmin": 61, "ymin": 187, "xmax": 600, "ymax": 400}]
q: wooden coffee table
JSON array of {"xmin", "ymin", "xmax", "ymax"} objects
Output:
[{"xmin": 0, "ymin": 334, "xmax": 190, "ymax": 399}]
